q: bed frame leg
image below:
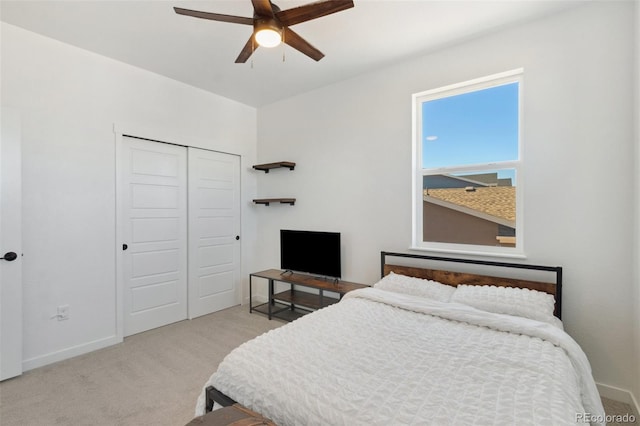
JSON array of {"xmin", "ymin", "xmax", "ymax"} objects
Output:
[{"xmin": 205, "ymin": 386, "xmax": 237, "ymax": 412}]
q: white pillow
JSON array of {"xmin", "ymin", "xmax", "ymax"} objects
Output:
[
  {"xmin": 450, "ymin": 284, "xmax": 559, "ymax": 325},
  {"xmin": 373, "ymin": 272, "xmax": 455, "ymax": 302}
]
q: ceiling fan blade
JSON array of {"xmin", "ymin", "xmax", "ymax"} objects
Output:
[
  {"xmin": 276, "ymin": 0, "xmax": 353, "ymax": 26},
  {"xmin": 283, "ymin": 27, "xmax": 324, "ymax": 61},
  {"xmin": 174, "ymin": 7, "xmax": 254, "ymax": 25},
  {"xmin": 235, "ymin": 36, "xmax": 257, "ymax": 63},
  {"xmin": 251, "ymin": 0, "xmax": 274, "ymax": 17}
]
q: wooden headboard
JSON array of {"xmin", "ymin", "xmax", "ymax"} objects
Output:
[{"xmin": 381, "ymin": 252, "xmax": 563, "ymax": 319}]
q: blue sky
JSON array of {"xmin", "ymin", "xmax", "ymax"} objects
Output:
[{"xmin": 422, "ymin": 82, "xmax": 519, "ymax": 175}]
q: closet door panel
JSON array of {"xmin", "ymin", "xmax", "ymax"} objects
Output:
[
  {"xmin": 188, "ymin": 148, "xmax": 240, "ymax": 318},
  {"xmin": 122, "ymin": 137, "xmax": 188, "ymax": 336}
]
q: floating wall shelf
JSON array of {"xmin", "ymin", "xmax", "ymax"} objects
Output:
[
  {"xmin": 252, "ymin": 161, "xmax": 296, "ymax": 206},
  {"xmin": 253, "ymin": 198, "xmax": 296, "ymax": 206},
  {"xmin": 252, "ymin": 161, "xmax": 296, "ymax": 173}
]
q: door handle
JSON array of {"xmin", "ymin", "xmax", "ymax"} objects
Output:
[{"xmin": 1, "ymin": 252, "xmax": 18, "ymax": 261}]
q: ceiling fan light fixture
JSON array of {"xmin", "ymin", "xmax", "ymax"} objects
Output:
[
  {"xmin": 255, "ymin": 20, "xmax": 282, "ymax": 48},
  {"xmin": 175, "ymin": 0, "xmax": 355, "ymax": 62}
]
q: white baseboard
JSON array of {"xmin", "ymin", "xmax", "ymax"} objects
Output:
[
  {"xmin": 251, "ymin": 295, "xmax": 268, "ymax": 304},
  {"xmin": 243, "ymin": 295, "xmax": 269, "ymax": 306},
  {"xmin": 597, "ymin": 382, "xmax": 640, "ymax": 419},
  {"xmin": 22, "ymin": 335, "xmax": 121, "ymax": 372}
]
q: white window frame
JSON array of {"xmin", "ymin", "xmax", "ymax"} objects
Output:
[{"xmin": 411, "ymin": 69, "xmax": 525, "ymax": 258}]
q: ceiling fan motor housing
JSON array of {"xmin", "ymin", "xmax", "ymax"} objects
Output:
[{"xmin": 254, "ymin": 18, "xmax": 283, "ymax": 47}]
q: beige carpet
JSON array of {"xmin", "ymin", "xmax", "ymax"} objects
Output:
[
  {"xmin": 0, "ymin": 305, "xmax": 282, "ymax": 426},
  {"xmin": 0, "ymin": 305, "xmax": 637, "ymax": 425}
]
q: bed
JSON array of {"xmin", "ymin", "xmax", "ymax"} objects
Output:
[{"xmin": 195, "ymin": 251, "xmax": 605, "ymax": 425}]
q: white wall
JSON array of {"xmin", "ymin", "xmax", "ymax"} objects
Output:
[
  {"xmin": 257, "ymin": 1, "xmax": 638, "ymax": 402},
  {"xmin": 1, "ymin": 23, "xmax": 258, "ymax": 369},
  {"xmin": 634, "ymin": 0, "xmax": 640, "ymax": 409}
]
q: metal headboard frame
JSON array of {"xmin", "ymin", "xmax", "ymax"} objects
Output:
[{"xmin": 380, "ymin": 251, "xmax": 563, "ymax": 318}]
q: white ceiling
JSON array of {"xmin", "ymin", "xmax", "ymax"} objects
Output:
[{"xmin": 1, "ymin": 0, "xmax": 582, "ymax": 107}]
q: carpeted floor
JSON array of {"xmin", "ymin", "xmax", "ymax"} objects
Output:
[
  {"xmin": 0, "ymin": 305, "xmax": 637, "ymax": 425},
  {"xmin": 0, "ymin": 305, "xmax": 282, "ymax": 426}
]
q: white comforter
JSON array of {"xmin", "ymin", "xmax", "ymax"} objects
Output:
[{"xmin": 196, "ymin": 288, "xmax": 605, "ymax": 425}]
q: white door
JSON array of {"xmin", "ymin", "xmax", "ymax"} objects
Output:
[
  {"xmin": 188, "ymin": 148, "xmax": 240, "ymax": 318},
  {"xmin": 0, "ymin": 108, "xmax": 22, "ymax": 380},
  {"xmin": 122, "ymin": 137, "xmax": 188, "ymax": 336}
]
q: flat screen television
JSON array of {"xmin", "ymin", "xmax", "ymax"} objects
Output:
[{"xmin": 280, "ymin": 230, "xmax": 341, "ymax": 278}]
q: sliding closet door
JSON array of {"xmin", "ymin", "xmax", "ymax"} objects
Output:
[
  {"xmin": 122, "ymin": 137, "xmax": 188, "ymax": 336},
  {"xmin": 188, "ymin": 148, "xmax": 240, "ymax": 318}
]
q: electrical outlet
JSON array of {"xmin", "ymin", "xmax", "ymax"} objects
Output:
[{"xmin": 57, "ymin": 305, "xmax": 69, "ymax": 321}]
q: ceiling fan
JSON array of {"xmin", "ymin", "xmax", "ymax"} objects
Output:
[{"xmin": 174, "ymin": 0, "xmax": 354, "ymax": 63}]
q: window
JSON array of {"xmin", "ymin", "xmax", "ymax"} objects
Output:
[{"xmin": 412, "ymin": 69, "xmax": 523, "ymax": 256}]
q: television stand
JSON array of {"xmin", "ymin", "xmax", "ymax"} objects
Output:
[{"xmin": 249, "ymin": 269, "xmax": 368, "ymax": 321}]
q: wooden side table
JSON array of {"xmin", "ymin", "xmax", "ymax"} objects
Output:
[{"xmin": 249, "ymin": 269, "xmax": 368, "ymax": 321}]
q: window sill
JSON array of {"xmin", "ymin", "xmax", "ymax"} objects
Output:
[{"xmin": 408, "ymin": 245, "xmax": 526, "ymax": 260}]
